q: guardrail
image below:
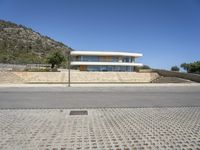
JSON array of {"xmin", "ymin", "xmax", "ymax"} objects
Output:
[{"xmin": 154, "ymin": 69, "xmax": 200, "ymax": 83}]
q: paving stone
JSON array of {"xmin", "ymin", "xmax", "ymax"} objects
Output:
[{"xmin": 0, "ymin": 107, "xmax": 200, "ymax": 149}]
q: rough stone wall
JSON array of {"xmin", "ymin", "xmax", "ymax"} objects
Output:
[
  {"xmin": 0, "ymin": 72, "xmax": 25, "ymax": 83},
  {"xmin": 12, "ymin": 71, "xmax": 159, "ymax": 83},
  {"xmin": 0, "ymin": 71, "xmax": 159, "ymax": 84}
]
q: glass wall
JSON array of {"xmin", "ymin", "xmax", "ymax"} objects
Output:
[
  {"xmin": 72, "ymin": 56, "xmax": 134, "ymax": 63},
  {"xmin": 80, "ymin": 56, "xmax": 99, "ymax": 62},
  {"xmin": 112, "ymin": 57, "xmax": 119, "ymax": 62},
  {"xmin": 86, "ymin": 65, "xmax": 134, "ymax": 72},
  {"xmin": 122, "ymin": 57, "xmax": 132, "ymax": 62}
]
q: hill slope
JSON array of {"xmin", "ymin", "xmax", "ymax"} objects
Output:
[{"xmin": 0, "ymin": 20, "xmax": 72, "ymax": 64}]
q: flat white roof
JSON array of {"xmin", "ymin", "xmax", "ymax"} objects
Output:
[
  {"xmin": 71, "ymin": 61, "xmax": 143, "ymax": 67},
  {"xmin": 71, "ymin": 51, "xmax": 143, "ymax": 57}
]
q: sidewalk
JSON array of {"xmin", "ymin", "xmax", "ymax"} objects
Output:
[{"xmin": 0, "ymin": 83, "xmax": 199, "ymax": 87}]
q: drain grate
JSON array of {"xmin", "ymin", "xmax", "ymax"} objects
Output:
[{"xmin": 69, "ymin": 110, "xmax": 88, "ymax": 115}]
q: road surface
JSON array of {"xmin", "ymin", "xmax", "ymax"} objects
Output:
[
  {"xmin": 1, "ymin": 84, "xmax": 200, "ymax": 149},
  {"xmin": 0, "ymin": 85, "xmax": 200, "ymax": 108}
]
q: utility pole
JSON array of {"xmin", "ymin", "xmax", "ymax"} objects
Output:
[{"xmin": 67, "ymin": 51, "xmax": 71, "ymax": 87}]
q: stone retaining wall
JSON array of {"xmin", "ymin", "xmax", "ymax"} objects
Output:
[
  {"xmin": 0, "ymin": 72, "xmax": 24, "ymax": 83},
  {"xmin": 11, "ymin": 71, "xmax": 159, "ymax": 83}
]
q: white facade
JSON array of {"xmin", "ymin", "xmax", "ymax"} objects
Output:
[
  {"xmin": 70, "ymin": 51, "xmax": 143, "ymax": 72},
  {"xmin": 71, "ymin": 51, "xmax": 143, "ymax": 57}
]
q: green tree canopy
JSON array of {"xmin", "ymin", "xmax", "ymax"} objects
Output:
[
  {"xmin": 141, "ymin": 65, "xmax": 151, "ymax": 69},
  {"xmin": 47, "ymin": 51, "xmax": 66, "ymax": 69},
  {"xmin": 171, "ymin": 66, "xmax": 180, "ymax": 72},
  {"xmin": 134, "ymin": 65, "xmax": 151, "ymax": 72},
  {"xmin": 180, "ymin": 61, "xmax": 200, "ymax": 74}
]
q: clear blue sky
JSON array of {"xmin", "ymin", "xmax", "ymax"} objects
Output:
[{"xmin": 0, "ymin": 0, "xmax": 200, "ymax": 69}]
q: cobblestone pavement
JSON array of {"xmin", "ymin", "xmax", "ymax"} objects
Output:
[{"xmin": 0, "ymin": 107, "xmax": 200, "ymax": 150}]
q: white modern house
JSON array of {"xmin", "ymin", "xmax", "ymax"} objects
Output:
[{"xmin": 70, "ymin": 51, "xmax": 143, "ymax": 72}]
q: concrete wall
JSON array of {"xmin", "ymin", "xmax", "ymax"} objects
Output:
[
  {"xmin": 11, "ymin": 71, "xmax": 159, "ymax": 83},
  {"xmin": 155, "ymin": 69, "xmax": 200, "ymax": 83}
]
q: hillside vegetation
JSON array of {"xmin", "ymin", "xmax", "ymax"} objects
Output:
[{"xmin": 0, "ymin": 20, "xmax": 72, "ymax": 64}]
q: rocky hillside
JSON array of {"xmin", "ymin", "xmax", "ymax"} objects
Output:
[{"xmin": 0, "ymin": 20, "xmax": 72, "ymax": 64}]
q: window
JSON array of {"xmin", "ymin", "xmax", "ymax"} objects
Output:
[
  {"xmin": 112, "ymin": 57, "xmax": 119, "ymax": 62},
  {"xmin": 122, "ymin": 57, "xmax": 132, "ymax": 62},
  {"xmin": 80, "ymin": 56, "xmax": 99, "ymax": 62}
]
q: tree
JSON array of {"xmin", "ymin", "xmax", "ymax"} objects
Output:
[
  {"xmin": 180, "ymin": 61, "xmax": 200, "ymax": 74},
  {"xmin": 141, "ymin": 65, "xmax": 151, "ymax": 69},
  {"xmin": 180, "ymin": 63, "xmax": 189, "ymax": 72},
  {"xmin": 171, "ymin": 66, "xmax": 180, "ymax": 72},
  {"xmin": 47, "ymin": 51, "xmax": 66, "ymax": 69},
  {"xmin": 134, "ymin": 65, "xmax": 151, "ymax": 72}
]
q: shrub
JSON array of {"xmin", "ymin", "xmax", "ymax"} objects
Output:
[
  {"xmin": 23, "ymin": 68, "xmax": 59, "ymax": 72},
  {"xmin": 171, "ymin": 66, "xmax": 180, "ymax": 72}
]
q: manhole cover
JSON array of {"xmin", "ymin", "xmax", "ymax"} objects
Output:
[{"xmin": 69, "ymin": 110, "xmax": 88, "ymax": 115}]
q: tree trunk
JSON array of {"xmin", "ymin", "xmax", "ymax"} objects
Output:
[{"xmin": 51, "ymin": 63, "xmax": 55, "ymax": 69}]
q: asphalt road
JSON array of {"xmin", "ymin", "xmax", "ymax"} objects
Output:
[{"xmin": 0, "ymin": 85, "xmax": 200, "ymax": 108}]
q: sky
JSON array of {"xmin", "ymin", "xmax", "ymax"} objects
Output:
[{"xmin": 0, "ymin": 0, "xmax": 200, "ymax": 69}]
